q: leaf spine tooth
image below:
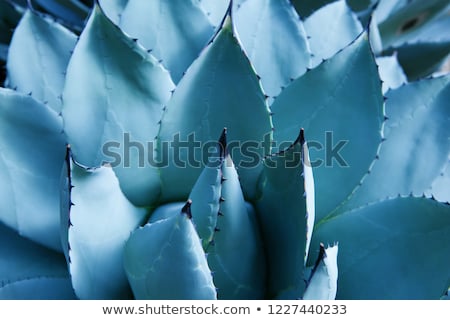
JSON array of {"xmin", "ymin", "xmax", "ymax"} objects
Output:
[{"xmin": 181, "ymin": 199, "xmax": 193, "ymax": 219}]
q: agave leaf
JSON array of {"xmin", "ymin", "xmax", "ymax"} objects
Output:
[
  {"xmin": 255, "ymin": 129, "xmax": 314, "ymax": 299},
  {"xmin": 384, "ymin": 41, "xmax": 450, "ymax": 81},
  {"xmin": 341, "ymin": 75, "xmax": 450, "ymax": 211},
  {"xmin": 196, "ymin": 0, "xmax": 229, "ymax": 28},
  {"xmin": 206, "ymin": 133, "xmax": 266, "ymax": 299},
  {"xmin": 0, "ymin": 88, "xmax": 66, "ymax": 251},
  {"xmin": 271, "ymin": 33, "xmax": 384, "ymax": 221},
  {"xmin": 233, "ymin": 0, "xmax": 311, "ymax": 98},
  {"xmin": 158, "ymin": 14, "xmax": 272, "ymax": 202},
  {"xmin": 6, "ymin": 9, "xmax": 77, "ymax": 112},
  {"xmin": 30, "ymin": 0, "xmax": 90, "ymax": 31},
  {"xmin": 303, "ymin": 243, "xmax": 338, "ymax": 300},
  {"xmin": 304, "ymin": 0, "xmax": 363, "ymax": 68},
  {"xmin": 376, "ymin": 54, "xmax": 407, "ymax": 93},
  {"xmin": 98, "ymin": 0, "xmax": 128, "ymax": 24},
  {"xmin": 62, "ymin": 3, "xmax": 175, "ymax": 206},
  {"xmin": 124, "ymin": 201, "xmax": 217, "ymax": 300},
  {"xmin": 376, "ymin": 0, "xmax": 449, "ymax": 49},
  {"xmin": 313, "ymin": 196, "xmax": 450, "ymax": 299},
  {"xmin": 60, "ymin": 158, "xmax": 147, "ymax": 299},
  {"xmin": 426, "ymin": 160, "xmax": 450, "ymax": 203},
  {"xmin": 0, "ymin": 222, "xmax": 75, "ymax": 299},
  {"xmin": 119, "ymin": 0, "xmax": 215, "ymax": 83}
]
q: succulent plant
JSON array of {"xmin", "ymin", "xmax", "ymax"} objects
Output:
[{"xmin": 0, "ymin": 0, "xmax": 449, "ymax": 300}]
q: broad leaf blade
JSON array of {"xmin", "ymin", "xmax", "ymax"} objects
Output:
[
  {"xmin": 0, "ymin": 88, "xmax": 66, "ymax": 251},
  {"xmin": 197, "ymin": 0, "xmax": 229, "ymax": 28},
  {"xmin": 271, "ymin": 33, "xmax": 384, "ymax": 221},
  {"xmin": 62, "ymin": 4, "xmax": 175, "ymax": 206},
  {"xmin": 233, "ymin": 0, "xmax": 311, "ymax": 98},
  {"xmin": 303, "ymin": 244, "xmax": 338, "ymax": 300},
  {"xmin": 158, "ymin": 15, "xmax": 272, "ymax": 202},
  {"xmin": 98, "ymin": 0, "xmax": 128, "ymax": 24},
  {"xmin": 255, "ymin": 130, "xmax": 314, "ymax": 299},
  {"xmin": 304, "ymin": 0, "xmax": 363, "ymax": 68},
  {"xmin": 0, "ymin": 222, "xmax": 75, "ymax": 299},
  {"xmin": 124, "ymin": 206, "xmax": 217, "ymax": 300},
  {"xmin": 376, "ymin": 54, "xmax": 407, "ymax": 93},
  {"xmin": 61, "ymin": 160, "xmax": 147, "ymax": 299},
  {"xmin": 7, "ymin": 9, "xmax": 77, "ymax": 112},
  {"xmin": 312, "ymin": 197, "xmax": 450, "ymax": 299},
  {"xmin": 341, "ymin": 75, "xmax": 450, "ymax": 211},
  {"xmin": 119, "ymin": 0, "xmax": 215, "ymax": 83}
]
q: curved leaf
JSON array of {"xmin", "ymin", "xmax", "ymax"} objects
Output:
[
  {"xmin": 197, "ymin": 0, "xmax": 229, "ymax": 28},
  {"xmin": 124, "ymin": 202, "xmax": 217, "ymax": 300},
  {"xmin": 61, "ymin": 159, "xmax": 147, "ymax": 299},
  {"xmin": 341, "ymin": 75, "xmax": 450, "ymax": 211},
  {"xmin": 304, "ymin": 0, "xmax": 363, "ymax": 68},
  {"xmin": 233, "ymin": 0, "xmax": 311, "ymax": 98},
  {"xmin": 255, "ymin": 129, "xmax": 314, "ymax": 299},
  {"xmin": 0, "ymin": 88, "xmax": 66, "ymax": 251},
  {"xmin": 0, "ymin": 222, "xmax": 75, "ymax": 299},
  {"xmin": 119, "ymin": 0, "xmax": 215, "ymax": 83},
  {"xmin": 426, "ymin": 159, "xmax": 450, "ymax": 203},
  {"xmin": 303, "ymin": 244, "xmax": 338, "ymax": 300},
  {"xmin": 157, "ymin": 15, "xmax": 272, "ymax": 202},
  {"xmin": 62, "ymin": 4, "xmax": 175, "ymax": 206},
  {"xmin": 31, "ymin": 0, "xmax": 90, "ymax": 31},
  {"xmin": 207, "ymin": 151, "xmax": 266, "ymax": 299},
  {"xmin": 312, "ymin": 196, "xmax": 450, "ymax": 299},
  {"xmin": 7, "ymin": 9, "xmax": 77, "ymax": 112},
  {"xmin": 271, "ymin": 33, "xmax": 384, "ymax": 221}
]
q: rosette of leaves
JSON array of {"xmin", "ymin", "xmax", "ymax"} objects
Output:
[{"xmin": 0, "ymin": 0, "xmax": 449, "ymax": 300}]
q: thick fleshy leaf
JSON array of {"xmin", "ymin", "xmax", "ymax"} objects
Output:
[
  {"xmin": 61, "ymin": 160, "xmax": 147, "ymax": 299},
  {"xmin": 303, "ymin": 244, "xmax": 338, "ymax": 300},
  {"xmin": 0, "ymin": 222, "xmax": 75, "ymax": 299},
  {"xmin": 376, "ymin": 0, "xmax": 450, "ymax": 49},
  {"xmin": 197, "ymin": 0, "xmax": 229, "ymax": 28},
  {"xmin": 124, "ymin": 202, "xmax": 217, "ymax": 300},
  {"xmin": 312, "ymin": 196, "xmax": 450, "ymax": 299},
  {"xmin": 304, "ymin": 0, "xmax": 363, "ymax": 68},
  {"xmin": 0, "ymin": 88, "xmax": 66, "ymax": 251},
  {"xmin": 119, "ymin": 0, "xmax": 215, "ymax": 83},
  {"xmin": 426, "ymin": 159, "xmax": 450, "ymax": 203},
  {"xmin": 207, "ymin": 153, "xmax": 266, "ymax": 299},
  {"xmin": 31, "ymin": 0, "xmax": 90, "ymax": 30},
  {"xmin": 341, "ymin": 75, "xmax": 450, "ymax": 211},
  {"xmin": 7, "ymin": 9, "xmax": 77, "ymax": 112},
  {"xmin": 255, "ymin": 130, "xmax": 314, "ymax": 299},
  {"xmin": 376, "ymin": 54, "xmax": 407, "ymax": 93},
  {"xmin": 157, "ymin": 15, "xmax": 272, "ymax": 202},
  {"xmin": 233, "ymin": 0, "xmax": 311, "ymax": 98},
  {"xmin": 98, "ymin": 0, "xmax": 128, "ymax": 24},
  {"xmin": 385, "ymin": 41, "xmax": 450, "ymax": 81},
  {"xmin": 62, "ymin": 4, "xmax": 175, "ymax": 206},
  {"xmin": 271, "ymin": 33, "xmax": 384, "ymax": 221}
]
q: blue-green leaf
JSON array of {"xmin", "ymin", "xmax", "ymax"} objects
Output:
[
  {"xmin": 31, "ymin": 0, "xmax": 90, "ymax": 31},
  {"xmin": 0, "ymin": 88, "xmax": 66, "ymax": 251},
  {"xmin": 303, "ymin": 244, "xmax": 338, "ymax": 300},
  {"xmin": 426, "ymin": 160, "xmax": 450, "ymax": 203},
  {"xmin": 376, "ymin": 54, "xmax": 407, "ymax": 93},
  {"xmin": 304, "ymin": 0, "xmax": 363, "ymax": 68},
  {"xmin": 119, "ymin": 0, "xmax": 215, "ymax": 83},
  {"xmin": 271, "ymin": 33, "xmax": 384, "ymax": 221},
  {"xmin": 255, "ymin": 129, "xmax": 314, "ymax": 299},
  {"xmin": 341, "ymin": 75, "xmax": 450, "ymax": 211},
  {"xmin": 196, "ymin": 0, "xmax": 229, "ymax": 28},
  {"xmin": 7, "ymin": 9, "xmax": 77, "ymax": 112},
  {"xmin": 207, "ymin": 149, "xmax": 266, "ymax": 299},
  {"xmin": 0, "ymin": 222, "xmax": 75, "ymax": 299},
  {"xmin": 62, "ymin": 4, "xmax": 175, "ymax": 207},
  {"xmin": 61, "ymin": 159, "xmax": 147, "ymax": 299},
  {"xmin": 312, "ymin": 196, "xmax": 450, "ymax": 299},
  {"xmin": 157, "ymin": 15, "xmax": 272, "ymax": 202},
  {"xmin": 124, "ymin": 202, "xmax": 217, "ymax": 300},
  {"xmin": 233, "ymin": 0, "xmax": 311, "ymax": 98}
]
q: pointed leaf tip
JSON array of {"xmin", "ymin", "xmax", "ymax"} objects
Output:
[{"xmin": 181, "ymin": 200, "xmax": 193, "ymax": 219}]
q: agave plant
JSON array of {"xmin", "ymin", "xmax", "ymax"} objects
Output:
[{"xmin": 0, "ymin": 0, "xmax": 449, "ymax": 300}]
